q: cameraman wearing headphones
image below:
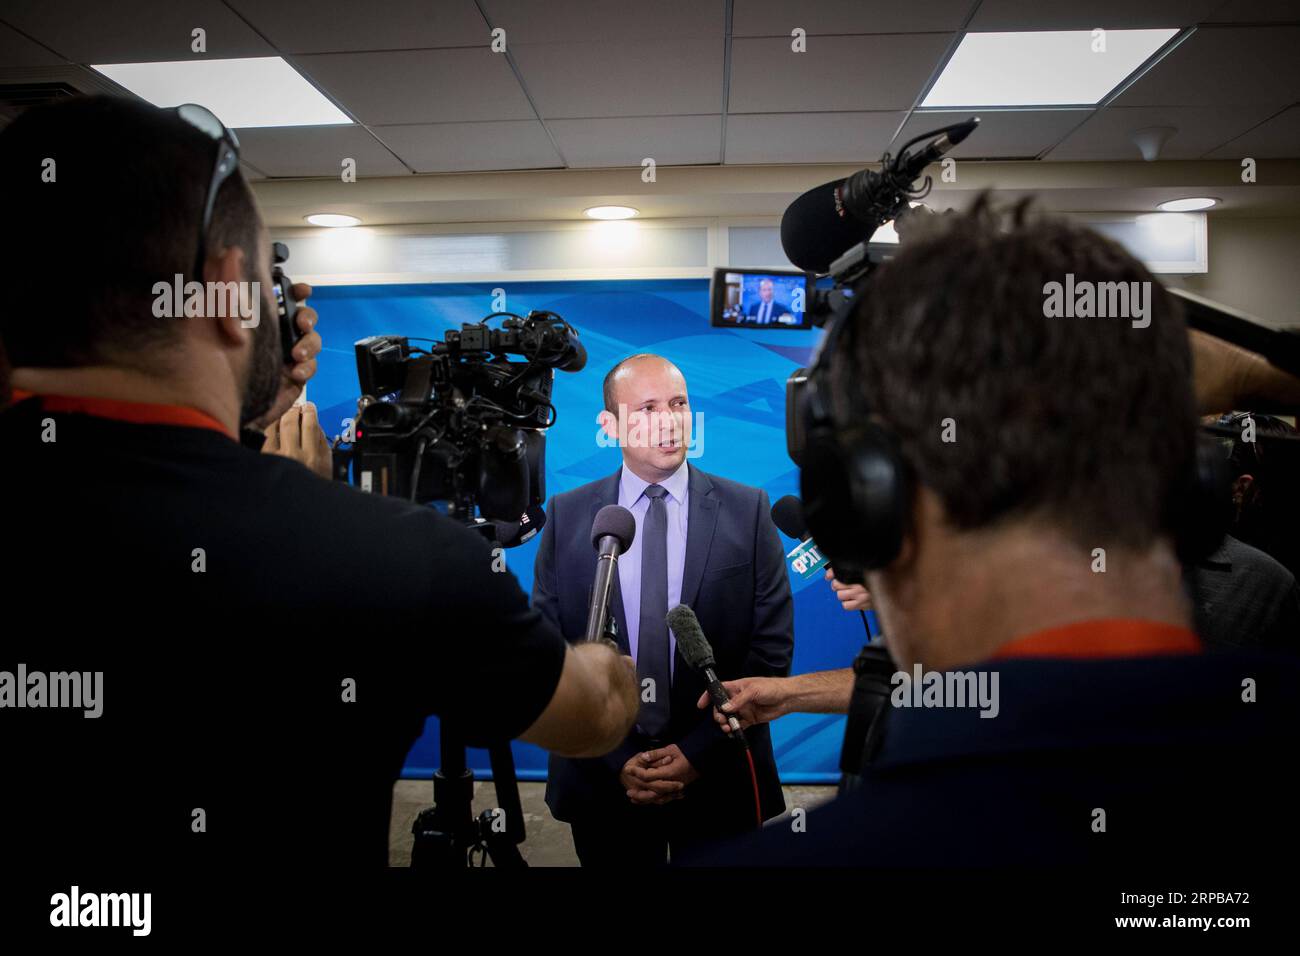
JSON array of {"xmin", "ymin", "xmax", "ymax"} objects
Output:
[
  {"xmin": 0, "ymin": 96, "xmax": 638, "ymax": 873},
  {"xmin": 693, "ymin": 198, "xmax": 1298, "ymax": 867}
]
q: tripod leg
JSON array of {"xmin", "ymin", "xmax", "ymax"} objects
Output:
[{"xmin": 482, "ymin": 742, "xmax": 528, "ymax": 869}]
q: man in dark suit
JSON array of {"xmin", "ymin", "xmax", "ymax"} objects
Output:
[
  {"xmin": 533, "ymin": 352, "xmax": 794, "ymax": 865},
  {"xmin": 745, "ymin": 278, "xmax": 791, "ymax": 325}
]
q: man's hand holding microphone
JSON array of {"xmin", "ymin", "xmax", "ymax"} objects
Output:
[{"xmin": 696, "ymin": 567, "xmax": 871, "ymax": 733}]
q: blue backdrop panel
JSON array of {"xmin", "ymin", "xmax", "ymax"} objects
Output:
[{"xmin": 307, "ymin": 279, "xmax": 871, "ymax": 784}]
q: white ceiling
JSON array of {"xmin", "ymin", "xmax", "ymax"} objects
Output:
[{"xmin": 0, "ymin": 0, "xmax": 1297, "ymax": 221}]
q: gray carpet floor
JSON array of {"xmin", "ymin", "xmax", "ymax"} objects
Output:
[{"xmin": 388, "ymin": 780, "xmax": 837, "ymax": 866}]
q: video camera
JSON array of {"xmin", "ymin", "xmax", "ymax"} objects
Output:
[
  {"xmin": 782, "ymin": 118, "xmax": 980, "ymax": 465},
  {"xmin": 344, "ymin": 309, "xmax": 586, "ymax": 545}
]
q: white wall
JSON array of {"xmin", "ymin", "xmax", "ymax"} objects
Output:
[
  {"xmin": 1170, "ymin": 217, "xmax": 1300, "ymax": 329},
  {"xmin": 274, "ymin": 213, "xmax": 1300, "ymax": 332}
]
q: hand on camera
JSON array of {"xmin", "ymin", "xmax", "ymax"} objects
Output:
[
  {"xmin": 255, "ymin": 283, "xmax": 321, "ymax": 428},
  {"xmin": 263, "ymin": 401, "xmax": 333, "ymax": 480}
]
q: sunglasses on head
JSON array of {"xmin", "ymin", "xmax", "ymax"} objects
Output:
[{"xmin": 173, "ymin": 103, "xmax": 241, "ymax": 282}]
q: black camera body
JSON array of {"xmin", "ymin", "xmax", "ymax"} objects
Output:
[
  {"xmin": 347, "ymin": 311, "xmax": 585, "ymax": 542},
  {"xmin": 271, "ymin": 240, "xmax": 303, "ymax": 365}
]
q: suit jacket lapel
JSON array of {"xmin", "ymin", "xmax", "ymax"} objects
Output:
[
  {"xmin": 590, "ymin": 467, "xmax": 630, "ymax": 654},
  {"xmin": 680, "ymin": 464, "xmax": 718, "ymax": 610}
]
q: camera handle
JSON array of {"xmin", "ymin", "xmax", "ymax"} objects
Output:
[{"xmin": 837, "ymin": 643, "xmax": 895, "ymax": 795}]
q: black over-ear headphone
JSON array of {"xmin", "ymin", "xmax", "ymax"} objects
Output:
[{"xmin": 793, "ymin": 303, "xmax": 912, "ymax": 586}]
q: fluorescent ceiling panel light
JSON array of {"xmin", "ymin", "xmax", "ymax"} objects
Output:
[
  {"xmin": 92, "ymin": 57, "xmax": 351, "ymax": 128},
  {"xmin": 922, "ymin": 30, "xmax": 1178, "ymax": 107}
]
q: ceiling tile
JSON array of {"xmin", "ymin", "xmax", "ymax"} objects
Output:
[
  {"xmin": 725, "ymin": 111, "xmax": 905, "ymax": 163},
  {"xmin": 733, "ymin": 0, "xmax": 974, "ymax": 36},
  {"xmin": 512, "ymin": 36, "xmax": 722, "ymax": 118},
  {"xmin": 480, "ymin": 0, "xmax": 724, "ymax": 43},
  {"xmin": 1049, "ymin": 104, "xmax": 1282, "ymax": 160},
  {"xmin": 371, "ymin": 120, "xmax": 562, "ymax": 172},
  {"xmin": 226, "ymin": 0, "xmax": 487, "ymax": 54},
  {"xmin": 1205, "ymin": 0, "xmax": 1300, "ymax": 23},
  {"xmin": 1115, "ymin": 26, "xmax": 1300, "ymax": 110},
  {"xmin": 901, "ymin": 109, "xmax": 1090, "ymax": 158},
  {"xmin": 291, "ymin": 48, "xmax": 534, "ymax": 124},
  {"xmin": 969, "ymin": 0, "xmax": 1218, "ymax": 30},
  {"xmin": 548, "ymin": 115, "xmax": 721, "ymax": 167},
  {"xmin": 1204, "ymin": 106, "xmax": 1300, "ymax": 159},
  {"xmin": 0, "ymin": 20, "xmax": 65, "ymax": 66},
  {"xmin": 2, "ymin": 0, "xmax": 273, "ymax": 63},
  {"xmin": 729, "ymin": 34, "xmax": 954, "ymax": 113},
  {"xmin": 237, "ymin": 124, "xmax": 410, "ymax": 177}
]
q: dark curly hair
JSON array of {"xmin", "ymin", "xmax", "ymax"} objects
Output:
[{"xmin": 831, "ymin": 195, "xmax": 1197, "ymax": 552}]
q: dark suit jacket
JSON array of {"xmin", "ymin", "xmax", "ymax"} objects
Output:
[
  {"xmin": 746, "ymin": 299, "xmax": 789, "ymax": 322},
  {"xmin": 532, "ymin": 463, "xmax": 794, "ymax": 828}
]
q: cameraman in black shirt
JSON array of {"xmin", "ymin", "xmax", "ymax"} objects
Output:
[{"xmin": 0, "ymin": 95, "xmax": 638, "ymax": 879}]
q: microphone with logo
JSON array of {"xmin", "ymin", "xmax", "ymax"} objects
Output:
[
  {"xmin": 771, "ymin": 494, "xmax": 872, "ymax": 639},
  {"xmin": 584, "ymin": 504, "xmax": 636, "ymax": 645},
  {"xmin": 780, "ymin": 117, "xmax": 979, "ymax": 276},
  {"xmin": 490, "ymin": 503, "xmax": 547, "ymax": 548},
  {"xmin": 666, "ymin": 603, "xmax": 763, "ymax": 828}
]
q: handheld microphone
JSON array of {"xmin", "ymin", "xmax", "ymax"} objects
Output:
[
  {"xmin": 584, "ymin": 505, "xmax": 636, "ymax": 644},
  {"xmin": 666, "ymin": 604, "xmax": 747, "ymax": 749},
  {"xmin": 771, "ymin": 494, "xmax": 828, "ymax": 581},
  {"xmin": 781, "ymin": 117, "xmax": 979, "ymax": 273},
  {"xmin": 771, "ymin": 495, "xmax": 873, "ymax": 640},
  {"xmin": 770, "ymin": 494, "xmax": 807, "ymax": 540}
]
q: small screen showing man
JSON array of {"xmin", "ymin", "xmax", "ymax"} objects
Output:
[{"xmin": 718, "ymin": 272, "xmax": 805, "ymax": 328}]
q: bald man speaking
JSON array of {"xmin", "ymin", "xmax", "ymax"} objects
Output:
[{"xmin": 532, "ymin": 353, "xmax": 794, "ymax": 866}]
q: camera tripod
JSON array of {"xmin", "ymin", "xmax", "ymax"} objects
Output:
[{"xmin": 409, "ymin": 722, "xmax": 529, "ymax": 868}]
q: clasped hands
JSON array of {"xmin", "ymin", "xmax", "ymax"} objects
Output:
[{"xmin": 618, "ymin": 744, "xmax": 699, "ymax": 806}]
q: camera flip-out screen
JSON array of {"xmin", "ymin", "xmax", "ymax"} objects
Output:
[{"xmin": 710, "ymin": 268, "xmax": 812, "ymax": 330}]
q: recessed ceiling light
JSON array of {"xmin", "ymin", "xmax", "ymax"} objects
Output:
[
  {"xmin": 91, "ymin": 57, "xmax": 351, "ymax": 128},
  {"xmin": 584, "ymin": 205, "xmax": 638, "ymax": 220},
  {"xmin": 1156, "ymin": 197, "xmax": 1217, "ymax": 212},
  {"xmin": 922, "ymin": 29, "xmax": 1179, "ymax": 107},
  {"xmin": 306, "ymin": 214, "xmax": 361, "ymax": 227}
]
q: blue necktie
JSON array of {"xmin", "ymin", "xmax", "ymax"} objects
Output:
[{"xmin": 637, "ymin": 484, "xmax": 671, "ymax": 737}]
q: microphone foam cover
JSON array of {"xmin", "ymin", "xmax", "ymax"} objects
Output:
[
  {"xmin": 781, "ymin": 178, "xmax": 873, "ymax": 274},
  {"xmin": 591, "ymin": 504, "xmax": 636, "ymax": 553},
  {"xmin": 770, "ymin": 494, "xmax": 807, "ymax": 540},
  {"xmin": 667, "ymin": 604, "xmax": 714, "ymax": 669}
]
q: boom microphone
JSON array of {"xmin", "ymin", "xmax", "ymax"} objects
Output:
[
  {"xmin": 584, "ymin": 505, "xmax": 636, "ymax": 644},
  {"xmin": 666, "ymin": 604, "xmax": 747, "ymax": 749},
  {"xmin": 781, "ymin": 117, "xmax": 979, "ymax": 273},
  {"xmin": 780, "ymin": 179, "xmax": 869, "ymax": 277}
]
